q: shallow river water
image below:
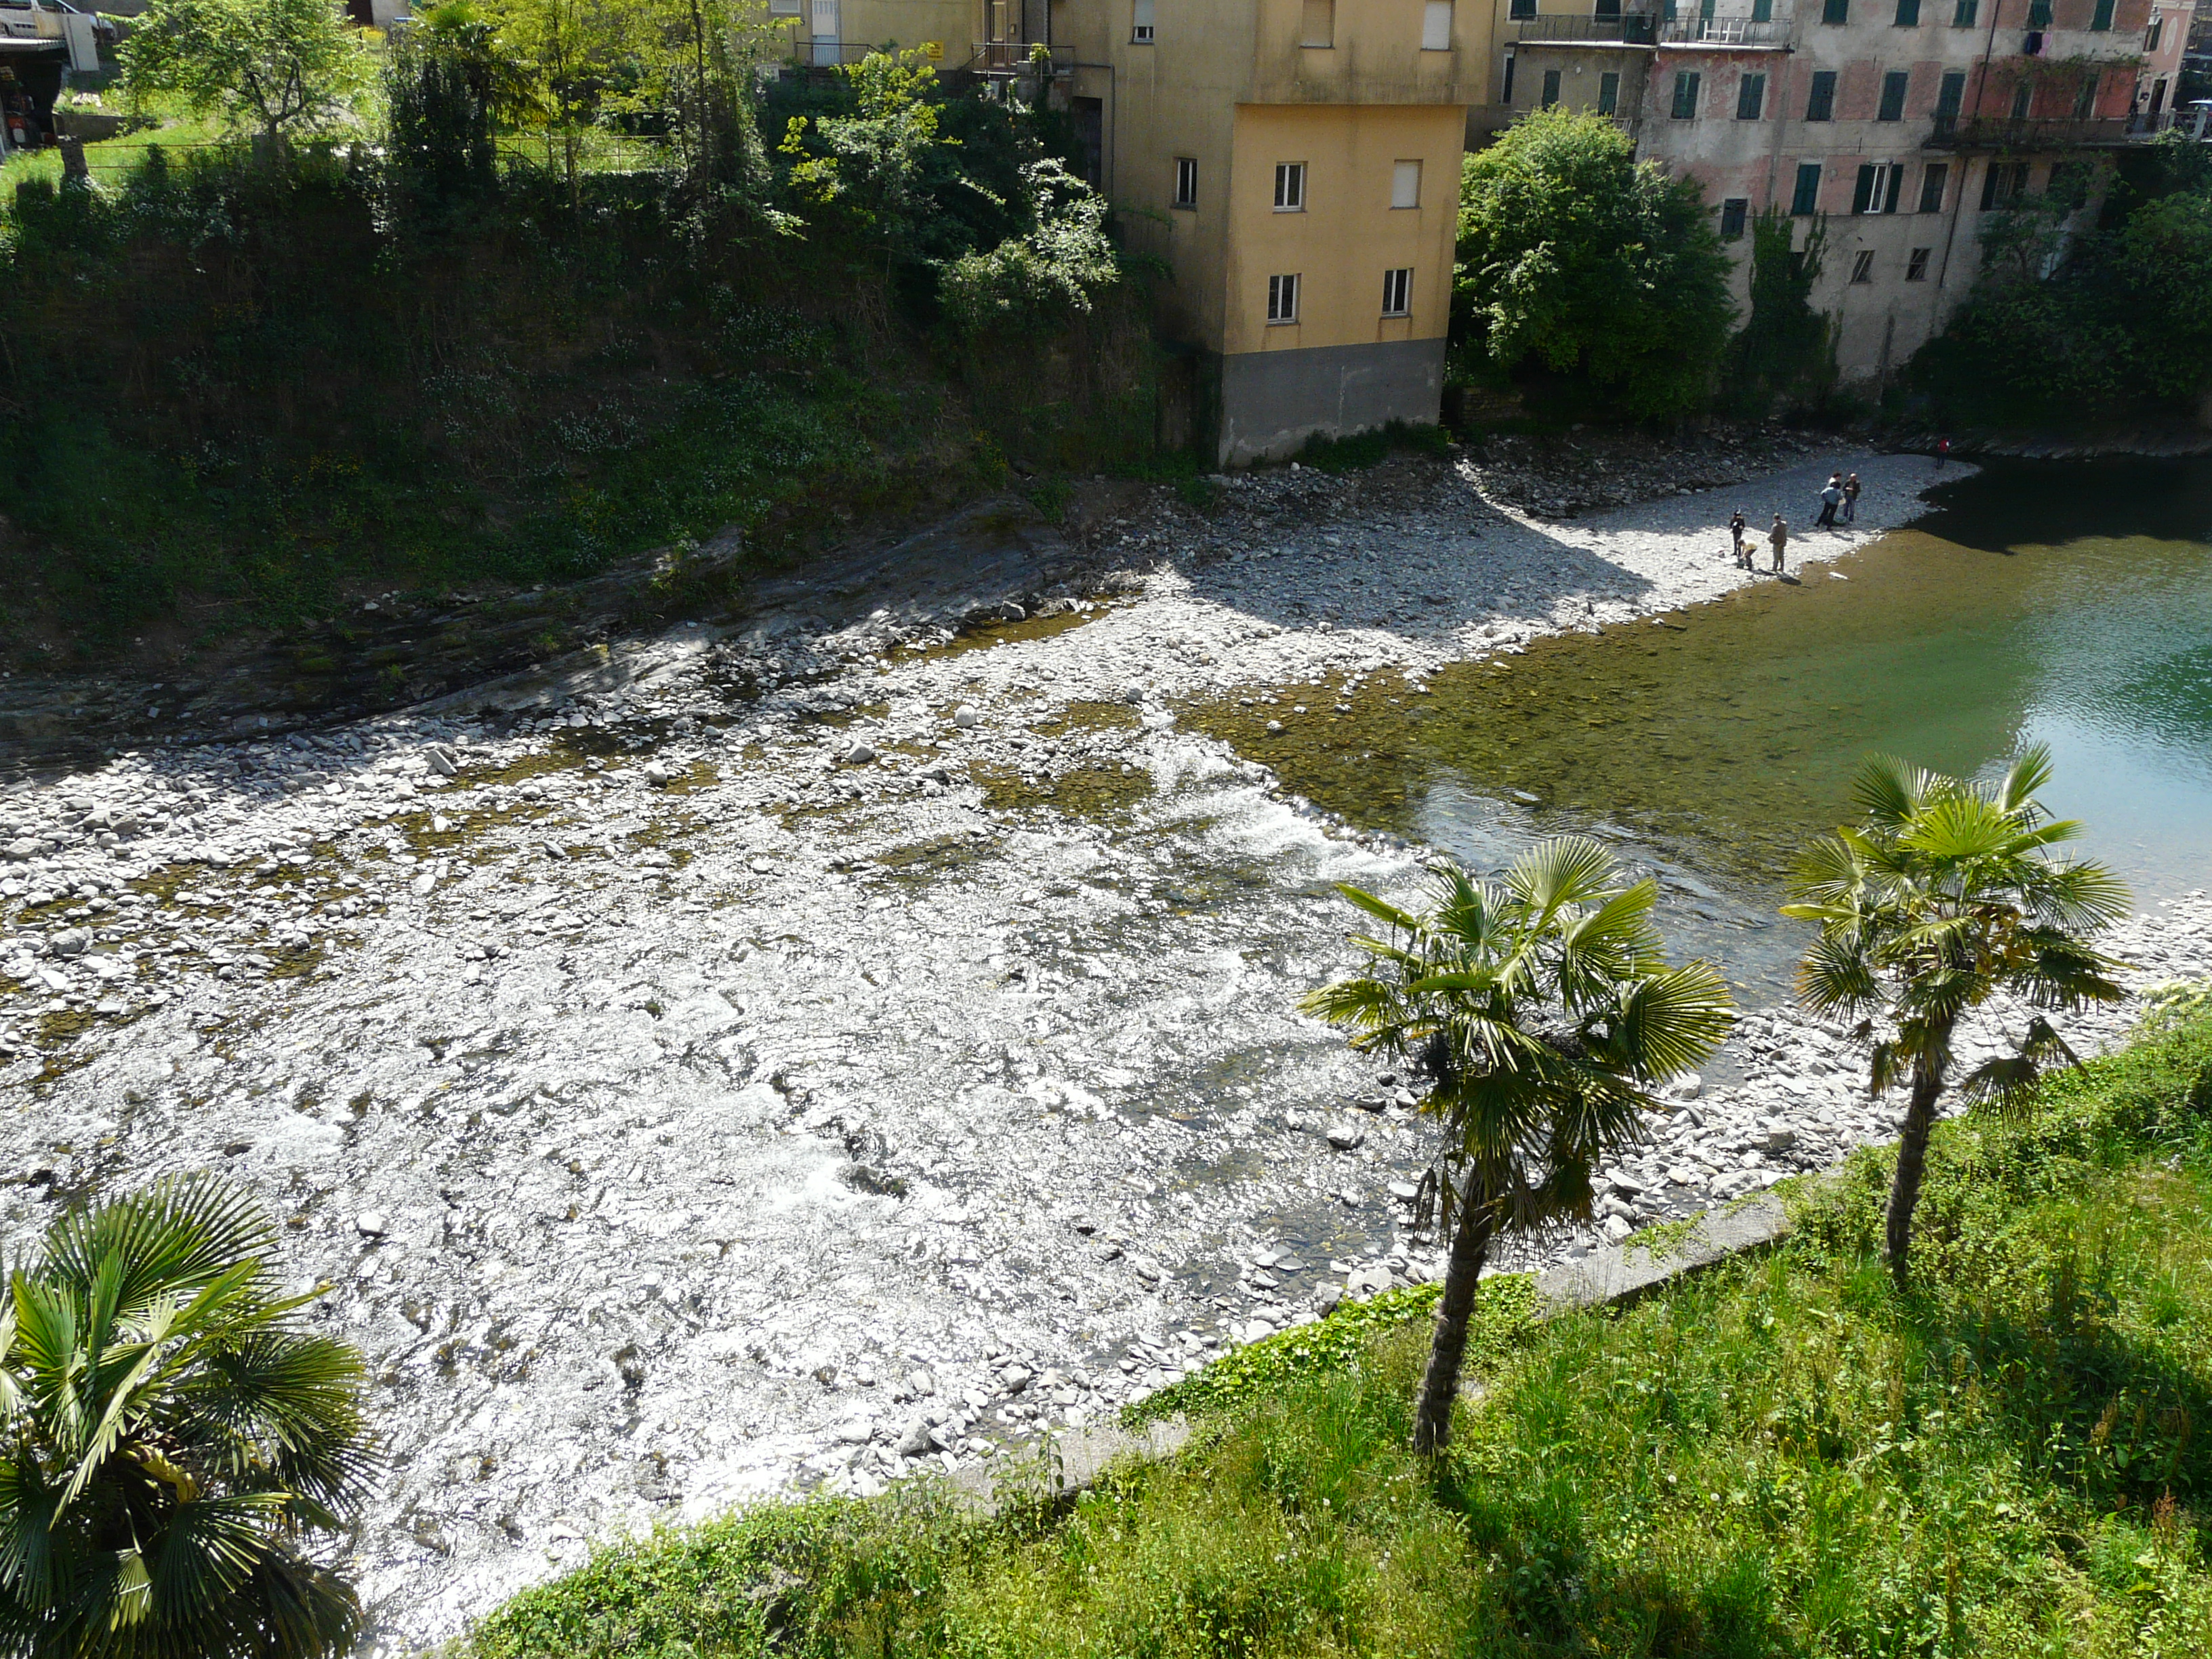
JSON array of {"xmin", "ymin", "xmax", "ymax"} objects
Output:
[{"xmin": 1193, "ymin": 459, "xmax": 2212, "ymax": 1002}]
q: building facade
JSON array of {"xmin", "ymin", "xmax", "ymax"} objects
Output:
[
  {"xmin": 1495, "ymin": 0, "xmax": 2169, "ymax": 387},
  {"xmin": 773, "ymin": 1, "xmax": 1493, "ymax": 464}
]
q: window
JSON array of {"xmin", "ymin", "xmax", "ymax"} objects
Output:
[
  {"xmin": 1173, "ymin": 156, "xmax": 1197, "ymax": 208},
  {"xmin": 1933, "ymin": 70, "xmax": 1965, "ymax": 131},
  {"xmin": 1501, "ymin": 54, "xmax": 1515, "ymax": 102},
  {"xmin": 1720, "ymin": 197, "xmax": 1750, "ymax": 239},
  {"xmin": 2090, "ymin": 0, "xmax": 2114, "ymax": 27},
  {"xmin": 1906, "ymin": 246, "xmax": 1931, "ymax": 279},
  {"xmin": 1980, "ymin": 160, "xmax": 2031, "ymax": 209},
  {"xmin": 1952, "ymin": 0, "xmax": 1976, "ymax": 21},
  {"xmin": 1542, "ymin": 68, "xmax": 1561, "ymax": 108},
  {"xmin": 2146, "ymin": 18, "xmax": 2163, "ymax": 50},
  {"xmin": 1822, "ymin": 0, "xmax": 1848, "ymax": 21},
  {"xmin": 1274, "ymin": 163, "xmax": 1305, "ymax": 211},
  {"xmin": 1895, "ymin": 0, "xmax": 1920, "ymax": 21},
  {"xmin": 1422, "ymin": 0, "xmax": 1454, "ymax": 49},
  {"xmin": 1267, "ymin": 274, "xmax": 1300, "ymax": 323},
  {"xmin": 2010, "ymin": 79, "xmax": 2032, "ymax": 121},
  {"xmin": 1853, "ymin": 161, "xmax": 1902, "ymax": 212},
  {"xmin": 1753, "ymin": 0, "xmax": 1773, "ymax": 18},
  {"xmin": 1509, "ymin": 0, "xmax": 1536, "ymax": 16},
  {"xmin": 2150, "ymin": 77, "xmax": 2169, "ymax": 113},
  {"xmin": 2026, "ymin": 0, "xmax": 2051, "ymax": 24},
  {"xmin": 1791, "ymin": 161, "xmax": 1823, "ymax": 215},
  {"xmin": 1917, "ymin": 161, "xmax": 1948, "ymax": 211},
  {"xmin": 1132, "ymin": 0, "xmax": 1154, "ymax": 41},
  {"xmin": 1671, "ymin": 70, "xmax": 1702, "ymax": 118},
  {"xmin": 1738, "ymin": 73, "xmax": 1766, "ymax": 119},
  {"xmin": 1597, "ymin": 70, "xmax": 1620, "ymax": 114},
  {"xmin": 1391, "ymin": 159, "xmax": 1422, "ymax": 208},
  {"xmin": 1806, "ymin": 70, "xmax": 1837, "ymax": 120},
  {"xmin": 2073, "ymin": 74, "xmax": 2098, "ymax": 119},
  {"xmin": 1879, "ymin": 71, "xmax": 1910, "ymax": 121},
  {"xmin": 1849, "ymin": 249, "xmax": 1877, "ymax": 283},
  {"xmin": 1381, "ymin": 268, "xmax": 1412, "ymax": 316},
  {"xmin": 1300, "ymin": 0, "xmax": 1333, "ymax": 47}
]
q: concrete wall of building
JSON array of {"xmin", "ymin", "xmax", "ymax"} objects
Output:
[
  {"xmin": 1218, "ymin": 337, "xmax": 1448, "ymax": 460},
  {"xmin": 1221, "ymin": 101, "xmax": 1463, "ymax": 354},
  {"xmin": 785, "ymin": 0, "xmax": 975, "ymax": 58}
]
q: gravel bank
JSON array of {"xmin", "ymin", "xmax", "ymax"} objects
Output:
[{"xmin": 4, "ymin": 445, "xmax": 2203, "ymax": 1647}]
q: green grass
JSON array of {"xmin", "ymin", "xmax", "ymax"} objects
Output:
[{"xmin": 466, "ymin": 1008, "xmax": 2212, "ymax": 1658}]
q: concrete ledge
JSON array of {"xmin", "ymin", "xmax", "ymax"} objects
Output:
[
  {"xmin": 948, "ymin": 1193, "xmax": 1799, "ymax": 1512},
  {"xmin": 1533, "ymin": 1195, "xmax": 1795, "ymax": 1314}
]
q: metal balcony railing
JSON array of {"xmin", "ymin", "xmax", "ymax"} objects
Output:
[
  {"xmin": 968, "ymin": 39, "xmax": 1069, "ymax": 74},
  {"xmin": 1656, "ymin": 16, "xmax": 1793, "ymax": 43},
  {"xmin": 1925, "ymin": 115, "xmax": 2141, "ymax": 148},
  {"xmin": 786, "ymin": 40, "xmax": 880, "ymax": 68},
  {"xmin": 1511, "ymin": 14, "xmax": 1662, "ymax": 42}
]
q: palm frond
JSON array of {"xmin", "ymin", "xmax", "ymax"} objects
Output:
[
  {"xmin": 1504, "ymin": 836, "xmax": 1620, "ymax": 925},
  {"xmin": 1609, "ymin": 962, "xmax": 1734, "ymax": 1083},
  {"xmin": 1848, "ymin": 752, "xmax": 1937, "ymax": 827},
  {"xmin": 1994, "ymin": 741, "xmax": 2055, "ymax": 815}
]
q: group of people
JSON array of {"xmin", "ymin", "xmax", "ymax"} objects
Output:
[{"xmin": 1723, "ymin": 469, "xmax": 1867, "ymax": 574}]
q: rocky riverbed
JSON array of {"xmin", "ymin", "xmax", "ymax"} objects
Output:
[{"xmin": 5, "ymin": 446, "xmax": 2207, "ymax": 1648}]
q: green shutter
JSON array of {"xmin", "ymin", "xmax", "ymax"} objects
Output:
[
  {"xmin": 2090, "ymin": 0, "xmax": 2114, "ymax": 26},
  {"xmin": 1853, "ymin": 165, "xmax": 1877, "ymax": 213}
]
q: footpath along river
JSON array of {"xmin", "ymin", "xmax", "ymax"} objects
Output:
[{"xmin": 2, "ymin": 448, "xmax": 2209, "ymax": 1646}]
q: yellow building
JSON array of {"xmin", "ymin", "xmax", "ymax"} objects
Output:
[{"xmin": 775, "ymin": 2, "xmax": 1488, "ymax": 464}]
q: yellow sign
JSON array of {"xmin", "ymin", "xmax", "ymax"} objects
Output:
[{"xmin": 924, "ymin": 40, "xmax": 943, "ymax": 59}]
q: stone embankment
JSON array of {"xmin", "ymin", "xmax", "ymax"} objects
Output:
[{"xmin": 3, "ymin": 445, "xmax": 2205, "ymax": 1647}]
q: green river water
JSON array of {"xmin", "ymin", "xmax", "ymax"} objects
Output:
[{"xmin": 1191, "ymin": 457, "xmax": 2212, "ymax": 1000}]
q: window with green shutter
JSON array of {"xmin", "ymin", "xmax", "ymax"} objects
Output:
[
  {"xmin": 1879, "ymin": 70, "xmax": 1909, "ymax": 120},
  {"xmin": 1895, "ymin": 0, "xmax": 1920, "ymax": 22},
  {"xmin": 1806, "ymin": 70, "xmax": 1837, "ymax": 119},
  {"xmin": 1822, "ymin": 0, "xmax": 1848, "ymax": 21},
  {"xmin": 1952, "ymin": 0, "xmax": 1975, "ymax": 21},
  {"xmin": 2089, "ymin": 0, "xmax": 2114, "ymax": 26},
  {"xmin": 1791, "ymin": 162, "xmax": 1823, "ymax": 214},
  {"xmin": 1671, "ymin": 70, "xmax": 1702, "ymax": 118}
]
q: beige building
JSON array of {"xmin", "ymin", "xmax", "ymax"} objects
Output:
[{"xmin": 773, "ymin": 1, "xmax": 1491, "ymax": 463}]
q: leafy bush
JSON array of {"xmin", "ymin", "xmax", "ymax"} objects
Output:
[{"xmin": 1455, "ymin": 107, "xmax": 1734, "ymax": 421}]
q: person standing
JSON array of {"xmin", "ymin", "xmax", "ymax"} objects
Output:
[
  {"xmin": 1934, "ymin": 436, "xmax": 1951, "ymax": 470},
  {"xmin": 1816, "ymin": 476, "xmax": 1843, "ymax": 529},
  {"xmin": 1768, "ymin": 514, "xmax": 1788, "ymax": 574},
  {"xmin": 1843, "ymin": 472, "xmax": 1862, "ymax": 524},
  {"xmin": 1728, "ymin": 508, "xmax": 1748, "ymax": 567}
]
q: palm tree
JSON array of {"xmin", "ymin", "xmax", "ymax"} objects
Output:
[
  {"xmin": 0, "ymin": 1174, "xmax": 375, "ymax": 1659},
  {"xmin": 1304, "ymin": 839, "xmax": 1732, "ymax": 1454},
  {"xmin": 1782, "ymin": 744, "xmax": 2130, "ymax": 1291}
]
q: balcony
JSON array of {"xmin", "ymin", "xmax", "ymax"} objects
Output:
[
  {"xmin": 1925, "ymin": 115, "xmax": 2144, "ymax": 148},
  {"xmin": 967, "ymin": 39, "xmax": 1071, "ymax": 77},
  {"xmin": 786, "ymin": 41, "xmax": 878, "ymax": 68},
  {"xmin": 1511, "ymin": 14, "xmax": 1661, "ymax": 43},
  {"xmin": 1656, "ymin": 17, "xmax": 1793, "ymax": 43}
]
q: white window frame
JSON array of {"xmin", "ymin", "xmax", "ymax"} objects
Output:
[
  {"xmin": 1172, "ymin": 156, "xmax": 1197, "ymax": 208},
  {"xmin": 1422, "ymin": 0, "xmax": 1454, "ymax": 50},
  {"xmin": 1267, "ymin": 273, "xmax": 1300, "ymax": 323},
  {"xmin": 1274, "ymin": 162, "xmax": 1306, "ymax": 211},
  {"xmin": 1381, "ymin": 267, "xmax": 1412, "ymax": 316},
  {"xmin": 1391, "ymin": 159, "xmax": 1421, "ymax": 209},
  {"xmin": 1132, "ymin": 0, "xmax": 1154, "ymax": 42}
]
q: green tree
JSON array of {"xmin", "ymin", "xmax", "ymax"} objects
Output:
[
  {"xmin": 778, "ymin": 50, "xmax": 954, "ymax": 273},
  {"xmin": 1782, "ymin": 746, "xmax": 2131, "ymax": 1290},
  {"xmin": 0, "ymin": 1175, "xmax": 374, "ymax": 1659},
  {"xmin": 1304, "ymin": 840, "xmax": 1732, "ymax": 1454},
  {"xmin": 119, "ymin": 0, "xmax": 371, "ymax": 147},
  {"xmin": 1455, "ymin": 106, "xmax": 1734, "ymax": 419}
]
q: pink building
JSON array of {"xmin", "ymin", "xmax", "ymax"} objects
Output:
[{"xmin": 1496, "ymin": 0, "xmax": 2189, "ymax": 389}]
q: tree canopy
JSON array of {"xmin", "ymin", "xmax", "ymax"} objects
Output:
[
  {"xmin": 120, "ymin": 0, "xmax": 371, "ymax": 144},
  {"xmin": 1455, "ymin": 106, "xmax": 1734, "ymax": 420}
]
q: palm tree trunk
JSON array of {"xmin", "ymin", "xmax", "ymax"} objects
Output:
[
  {"xmin": 1413, "ymin": 1176, "xmax": 1494, "ymax": 1455},
  {"xmin": 1884, "ymin": 1050, "xmax": 1948, "ymax": 1290}
]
